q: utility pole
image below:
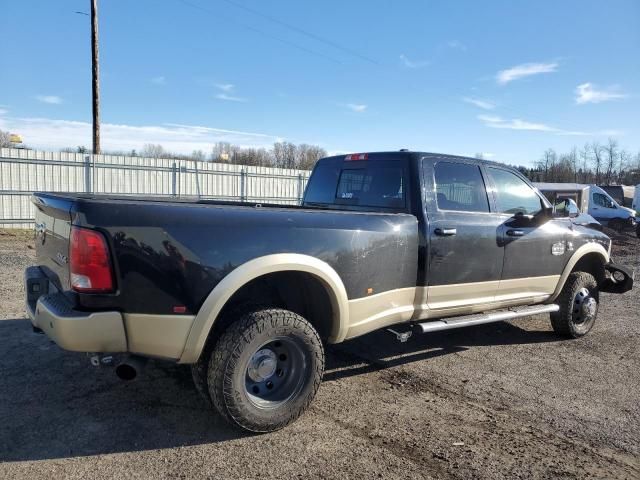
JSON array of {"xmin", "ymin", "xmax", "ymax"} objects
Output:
[{"xmin": 91, "ymin": 0, "xmax": 100, "ymax": 154}]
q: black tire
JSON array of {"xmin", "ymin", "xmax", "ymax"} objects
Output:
[
  {"xmin": 636, "ymin": 222, "xmax": 640, "ymax": 239},
  {"xmin": 191, "ymin": 303, "xmax": 267, "ymax": 407},
  {"xmin": 207, "ymin": 308, "xmax": 324, "ymax": 432},
  {"xmin": 191, "ymin": 346, "xmax": 213, "ymax": 406},
  {"xmin": 550, "ymin": 271, "xmax": 599, "ymax": 338}
]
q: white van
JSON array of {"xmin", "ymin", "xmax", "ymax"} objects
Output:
[{"xmin": 535, "ymin": 183, "xmax": 636, "ymax": 231}]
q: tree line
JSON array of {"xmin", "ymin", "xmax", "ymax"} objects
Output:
[
  {"xmin": 514, "ymin": 139, "xmax": 640, "ymax": 185},
  {"xmin": 81, "ymin": 141, "xmax": 327, "ymax": 171}
]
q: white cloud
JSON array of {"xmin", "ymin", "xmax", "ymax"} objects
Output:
[
  {"xmin": 35, "ymin": 95, "xmax": 63, "ymax": 104},
  {"xmin": 0, "ymin": 115, "xmax": 280, "ymax": 153},
  {"xmin": 399, "ymin": 54, "xmax": 430, "ymax": 69},
  {"xmin": 0, "ymin": 108, "xmax": 8, "ymax": 116},
  {"xmin": 151, "ymin": 76, "xmax": 166, "ymax": 85},
  {"xmin": 477, "ymin": 114, "xmax": 621, "ymax": 137},
  {"xmin": 496, "ymin": 62, "xmax": 558, "ymax": 85},
  {"xmin": 462, "ymin": 97, "xmax": 495, "ymax": 110},
  {"xmin": 215, "ymin": 93, "xmax": 248, "ymax": 102},
  {"xmin": 447, "ymin": 40, "xmax": 467, "ymax": 51},
  {"xmin": 345, "ymin": 103, "xmax": 367, "ymax": 113},
  {"xmin": 478, "ymin": 114, "xmax": 555, "ymax": 132},
  {"xmin": 215, "ymin": 83, "xmax": 235, "ymax": 92},
  {"xmin": 575, "ymin": 83, "xmax": 627, "ymax": 104}
]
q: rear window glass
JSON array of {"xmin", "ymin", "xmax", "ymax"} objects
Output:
[
  {"xmin": 434, "ymin": 162, "xmax": 489, "ymax": 213},
  {"xmin": 304, "ymin": 160, "xmax": 407, "ymax": 209},
  {"xmin": 335, "ymin": 167, "xmax": 405, "ymax": 208}
]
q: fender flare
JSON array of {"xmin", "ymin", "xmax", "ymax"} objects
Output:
[
  {"xmin": 548, "ymin": 242, "xmax": 609, "ymax": 302},
  {"xmin": 178, "ymin": 254, "xmax": 349, "ymax": 363}
]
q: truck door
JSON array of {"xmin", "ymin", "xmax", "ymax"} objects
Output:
[
  {"xmin": 421, "ymin": 160, "xmax": 504, "ymax": 312},
  {"xmin": 485, "ymin": 166, "xmax": 567, "ymax": 303}
]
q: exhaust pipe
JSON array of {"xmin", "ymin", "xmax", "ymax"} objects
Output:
[{"xmin": 115, "ymin": 355, "xmax": 148, "ymax": 381}]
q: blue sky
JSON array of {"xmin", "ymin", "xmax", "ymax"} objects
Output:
[{"xmin": 0, "ymin": 0, "xmax": 638, "ymax": 166}]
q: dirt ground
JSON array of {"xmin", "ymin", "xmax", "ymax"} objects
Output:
[{"xmin": 0, "ymin": 228, "xmax": 638, "ymax": 479}]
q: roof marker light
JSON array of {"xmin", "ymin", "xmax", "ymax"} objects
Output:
[{"xmin": 345, "ymin": 153, "xmax": 368, "ymax": 161}]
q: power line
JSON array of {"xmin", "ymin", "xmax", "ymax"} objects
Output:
[
  {"xmin": 175, "ymin": 0, "xmax": 344, "ymax": 64},
  {"xmin": 218, "ymin": 0, "xmax": 378, "ymax": 65}
]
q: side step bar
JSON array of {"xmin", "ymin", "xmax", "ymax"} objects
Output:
[{"xmin": 416, "ymin": 304, "xmax": 559, "ymax": 334}]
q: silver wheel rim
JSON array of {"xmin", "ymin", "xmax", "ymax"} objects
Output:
[
  {"xmin": 244, "ymin": 337, "xmax": 308, "ymax": 410},
  {"xmin": 572, "ymin": 287, "xmax": 597, "ymax": 325}
]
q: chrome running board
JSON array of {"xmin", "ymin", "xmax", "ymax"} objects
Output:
[{"xmin": 416, "ymin": 304, "xmax": 560, "ymax": 334}]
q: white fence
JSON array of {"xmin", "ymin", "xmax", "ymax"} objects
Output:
[{"xmin": 0, "ymin": 148, "xmax": 312, "ymax": 228}]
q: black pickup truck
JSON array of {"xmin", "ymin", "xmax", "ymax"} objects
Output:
[{"xmin": 25, "ymin": 151, "xmax": 633, "ymax": 432}]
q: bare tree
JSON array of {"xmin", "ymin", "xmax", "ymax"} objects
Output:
[
  {"xmin": 272, "ymin": 142, "xmax": 297, "ymax": 169},
  {"xmin": 0, "ymin": 129, "xmax": 12, "ymax": 147},
  {"xmin": 536, "ymin": 148, "xmax": 556, "ymax": 181},
  {"xmin": 579, "ymin": 143, "xmax": 591, "ymax": 183},
  {"xmin": 141, "ymin": 144, "xmax": 166, "ymax": 158},
  {"xmin": 590, "ymin": 141, "xmax": 603, "ymax": 184},
  {"xmin": 191, "ymin": 150, "xmax": 206, "ymax": 161},
  {"xmin": 567, "ymin": 147, "xmax": 578, "ymax": 183},
  {"xmin": 296, "ymin": 144, "xmax": 327, "ymax": 170},
  {"xmin": 602, "ymin": 138, "xmax": 618, "ymax": 184},
  {"xmin": 617, "ymin": 150, "xmax": 631, "ymax": 183},
  {"xmin": 210, "ymin": 142, "xmax": 234, "ymax": 162}
]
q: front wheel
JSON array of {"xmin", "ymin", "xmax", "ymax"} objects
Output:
[
  {"xmin": 207, "ymin": 308, "xmax": 324, "ymax": 432},
  {"xmin": 550, "ymin": 271, "xmax": 599, "ymax": 338}
]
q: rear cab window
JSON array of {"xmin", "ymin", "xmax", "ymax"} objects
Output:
[
  {"xmin": 434, "ymin": 162, "xmax": 490, "ymax": 213},
  {"xmin": 303, "ymin": 156, "xmax": 409, "ymax": 211}
]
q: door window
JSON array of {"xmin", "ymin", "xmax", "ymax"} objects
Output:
[
  {"xmin": 434, "ymin": 162, "xmax": 490, "ymax": 213},
  {"xmin": 593, "ymin": 192, "xmax": 615, "ymax": 208},
  {"xmin": 488, "ymin": 167, "xmax": 543, "ymax": 215}
]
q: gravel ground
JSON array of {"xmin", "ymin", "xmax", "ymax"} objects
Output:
[{"xmin": 0, "ymin": 228, "xmax": 638, "ymax": 479}]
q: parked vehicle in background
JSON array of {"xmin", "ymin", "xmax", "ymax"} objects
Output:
[
  {"xmin": 535, "ymin": 183, "xmax": 636, "ymax": 232},
  {"xmin": 25, "ymin": 152, "xmax": 634, "ymax": 432},
  {"xmin": 634, "ymin": 185, "xmax": 640, "ymax": 238},
  {"xmin": 599, "ymin": 185, "xmax": 635, "ymax": 208}
]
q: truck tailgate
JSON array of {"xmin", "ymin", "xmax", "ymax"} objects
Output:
[{"xmin": 32, "ymin": 193, "xmax": 74, "ymax": 292}]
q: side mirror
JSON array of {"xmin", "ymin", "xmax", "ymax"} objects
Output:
[
  {"xmin": 567, "ymin": 201, "xmax": 579, "ymax": 218},
  {"xmin": 553, "ymin": 198, "xmax": 580, "ymax": 218}
]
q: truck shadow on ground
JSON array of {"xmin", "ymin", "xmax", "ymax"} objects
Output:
[{"xmin": 0, "ymin": 317, "xmax": 558, "ymax": 462}]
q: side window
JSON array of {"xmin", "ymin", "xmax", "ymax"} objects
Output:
[
  {"xmin": 434, "ymin": 162, "xmax": 490, "ymax": 213},
  {"xmin": 488, "ymin": 167, "xmax": 543, "ymax": 215},
  {"xmin": 593, "ymin": 193, "xmax": 614, "ymax": 208}
]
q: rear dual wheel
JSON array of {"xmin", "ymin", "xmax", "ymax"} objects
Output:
[{"xmin": 192, "ymin": 308, "xmax": 324, "ymax": 432}]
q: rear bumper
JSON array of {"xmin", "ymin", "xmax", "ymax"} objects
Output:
[
  {"xmin": 601, "ymin": 262, "xmax": 634, "ymax": 294},
  {"xmin": 25, "ymin": 266, "xmax": 127, "ymax": 353}
]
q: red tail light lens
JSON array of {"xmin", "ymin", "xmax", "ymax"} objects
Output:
[{"xmin": 70, "ymin": 227, "xmax": 114, "ymax": 293}]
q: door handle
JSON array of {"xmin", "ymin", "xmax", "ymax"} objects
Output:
[
  {"xmin": 434, "ymin": 228, "xmax": 457, "ymax": 236},
  {"xmin": 506, "ymin": 229, "xmax": 525, "ymax": 237}
]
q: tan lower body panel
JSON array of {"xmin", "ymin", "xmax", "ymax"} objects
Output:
[
  {"xmin": 344, "ymin": 275, "xmax": 560, "ymax": 340},
  {"xmin": 124, "ymin": 314, "xmax": 196, "ymax": 359}
]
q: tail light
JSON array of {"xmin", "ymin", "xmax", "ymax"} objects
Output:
[{"xmin": 70, "ymin": 226, "xmax": 114, "ymax": 293}]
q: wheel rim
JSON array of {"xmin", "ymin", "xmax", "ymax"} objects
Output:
[
  {"xmin": 572, "ymin": 287, "xmax": 597, "ymax": 325},
  {"xmin": 244, "ymin": 337, "xmax": 308, "ymax": 410}
]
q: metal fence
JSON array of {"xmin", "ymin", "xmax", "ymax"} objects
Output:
[{"xmin": 0, "ymin": 148, "xmax": 312, "ymax": 228}]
